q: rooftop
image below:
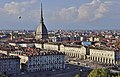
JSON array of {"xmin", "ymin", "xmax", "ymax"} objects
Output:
[
  {"xmin": 89, "ymin": 45, "xmax": 119, "ymax": 51},
  {"xmin": 0, "ymin": 44, "xmax": 16, "ymax": 51},
  {"xmin": 63, "ymin": 44, "xmax": 83, "ymax": 48},
  {"xmin": 25, "ymin": 50, "xmax": 64, "ymax": 57},
  {"xmin": 9, "ymin": 47, "xmax": 64, "ymax": 57},
  {"xmin": 0, "ymin": 53, "xmax": 20, "ymax": 59}
]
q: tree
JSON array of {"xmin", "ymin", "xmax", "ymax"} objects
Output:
[
  {"xmin": 88, "ymin": 69, "xmax": 120, "ymax": 77},
  {"xmin": 74, "ymin": 74, "xmax": 80, "ymax": 77},
  {"xmin": 117, "ymin": 72, "xmax": 120, "ymax": 77},
  {"xmin": 88, "ymin": 68, "xmax": 109, "ymax": 77},
  {"xmin": 0, "ymin": 74, "xmax": 7, "ymax": 77}
]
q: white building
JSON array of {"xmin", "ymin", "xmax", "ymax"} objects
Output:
[
  {"xmin": 60, "ymin": 44, "xmax": 86, "ymax": 59},
  {"xmin": 44, "ymin": 43, "xmax": 60, "ymax": 51},
  {"xmin": 35, "ymin": 43, "xmax": 87, "ymax": 60},
  {"xmin": 9, "ymin": 42, "xmax": 34, "ymax": 47},
  {"xmin": 89, "ymin": 47, "xmax": 120, "ymax": 64},
  {"xmin": 35, "ymin": 43, "xmax": 43, "ymax": 49},
  {"xmin": 0, "ymin": 53, "xmax": 20, "ymax": 75},
  {"xmin": 35, "ymin": 42, "xmax": 60, "ymax": 51}
]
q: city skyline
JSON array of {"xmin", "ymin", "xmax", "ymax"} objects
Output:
[{"xmin": 0, "ymin": 0, "xmax": 120, "ymax": 30}]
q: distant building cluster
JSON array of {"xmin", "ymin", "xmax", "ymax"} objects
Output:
[
  {"xmin": 7, "ymin": 37, "xmax": 120, "ymax": 66},
  {"xmin": 48, "ymin": 30, "xmax": 100, "ymax": 43}
]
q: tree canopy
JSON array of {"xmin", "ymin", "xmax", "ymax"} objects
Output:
[
  {"xmin": 88, "ymin": 68, "xmax": 120, "ymax": 77},
  {"xmin": 0, "ymin": 74, "xmax": 7, "ymax": 77},
  {"xmin": 74, "ymin": 74, "xmax": 80, "ymax": 77},
  {"xmin": 88, "ymin": 68, "xmax": 109, "ymax": 77}
]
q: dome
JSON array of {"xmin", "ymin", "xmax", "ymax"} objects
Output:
[
  {"xmin": 36, "ymin": 22, "xmax": 47, "ymax": 35},
  {"xmin": 35, "ymin": 22, "xmax": 48, "ymax": 40}
]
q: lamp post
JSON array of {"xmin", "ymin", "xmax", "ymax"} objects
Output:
[{"xmin": 80, "ymin": 69, "xmax": 82, "ymax": 77}]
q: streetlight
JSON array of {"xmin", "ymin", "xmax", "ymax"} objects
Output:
[{"xmin": 80, "ymin": 69, "xmax": 82, "ymax": 77}]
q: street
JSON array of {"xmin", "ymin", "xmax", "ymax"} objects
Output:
[{"xmin": 13, "ymin": 64, "xmax": 92, "ymax": 77}]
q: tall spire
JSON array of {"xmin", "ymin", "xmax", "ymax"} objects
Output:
[
  {"xmin": 40, "ymin": 2, "xmax": 44, "ymax": 23},
  {"xmin": 35, "ymin": 2, "xmax": 48, "ymax": 41}
]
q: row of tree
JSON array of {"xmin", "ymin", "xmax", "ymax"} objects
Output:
[
  {"xmin": 74, "ymin": 68, "xmax": 120, "ymax": 77},
  {"xmin": 88, "ymin": 68, "xmax": 120, "ymax": 77}
]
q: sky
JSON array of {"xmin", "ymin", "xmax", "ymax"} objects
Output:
[{"xmin": 0, "ymin": 0, "xmax": 120, "ymax": 30}]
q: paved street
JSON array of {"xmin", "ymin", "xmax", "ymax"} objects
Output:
[
  {"xmin": 68, "ymin": 58, "xmax": 108, "ymax": 69},
  {"xmin": 12, "ymin": 64, "xmax": 92, "ymax": 77}
]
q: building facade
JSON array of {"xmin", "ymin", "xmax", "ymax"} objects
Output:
[
  {"xmin": 89, "ymin": 48, "xmax": 120, "ymax": 64},
  {"xmin": 0, "ymin": 53, "xmax": 20, "ymax": 75},
  {"xmin": 35, "ymin": 43, "xmax": 87, "ymax": 59},
  {"xmin": 27, "ymin": 51, "xmax": 65, "ymax": 72},
  {"xmin": 10, "ymin": 49, "xmax": 65, "ymax": 73},
  {"xmin": 35, "ymin": 43, "xmax": 43, "ymax": 49},
  {"xmin": 35, "ymin": 43, "xmax": 60, "ymax": 51},
  {"xmin": 44, "ymin": 43, "xmax": 60, "ymax": 51},
  {"xmin": 60, "ymin": 44, "xmax": 86, "ymax": 59}
]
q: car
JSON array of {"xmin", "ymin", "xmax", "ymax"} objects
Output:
[
  {"xmin": 52, "ymin": 69, "xmax": 55, "ymax": 71},
  {"xmin": 66, "ymin": 67, "xmax": 70, "ymax": 69},
  {"xmin": 21, "ymin": 72, "xmax": 25, "ymax": 74}
]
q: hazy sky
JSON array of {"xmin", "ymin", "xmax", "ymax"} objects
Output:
[{"xmin": 0, "ymin": 0, "xmax": 120, "ymax": 30}]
